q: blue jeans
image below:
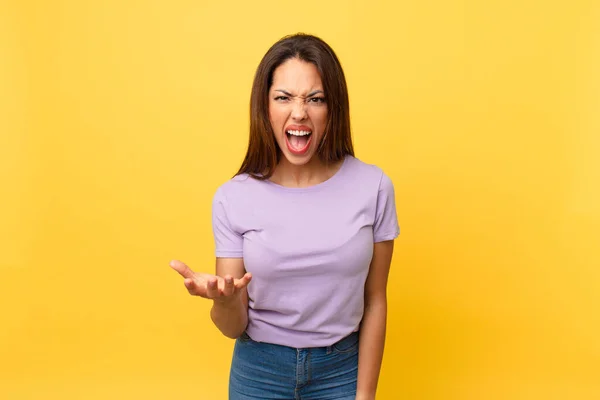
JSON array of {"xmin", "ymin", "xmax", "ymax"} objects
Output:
[{"xmin": 229, "ymin": 331, "xmax": 359, "ymax": 400}]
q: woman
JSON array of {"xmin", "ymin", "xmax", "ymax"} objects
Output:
[{"xmin": 170, "ymin": 33, "xmax": 399, "ymax": 400}]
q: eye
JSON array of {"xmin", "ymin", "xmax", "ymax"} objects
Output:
[
  {"xmin": 274, "ymin": 96, "xmax": 290, "ymax": 101},
  {"xmin": 308, "ymin": 97, "xmax": 326, "ymax": 103}
]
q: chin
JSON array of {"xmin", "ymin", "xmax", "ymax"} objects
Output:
[{"xmin": 281, "ymin": 151, "xmax": 315, "ymax": 166}]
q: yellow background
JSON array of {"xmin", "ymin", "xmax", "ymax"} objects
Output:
[{"xmin": 1, "ymin": 0, "xmax": 599, "ymax": 399}]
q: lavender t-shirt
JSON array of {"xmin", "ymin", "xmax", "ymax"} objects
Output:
[{"xmin": 212, "ymin": 155, "xmax": 399, "ymax": 348}]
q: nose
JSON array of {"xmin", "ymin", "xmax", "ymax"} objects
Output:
[{"xmin": 291, "ymin": 98, "xmax": 308, "ymax": 121}]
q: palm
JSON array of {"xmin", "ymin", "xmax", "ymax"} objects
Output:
[{"xmin": 170, "ymin": 260, "xmax": 251, "ymax": 301}]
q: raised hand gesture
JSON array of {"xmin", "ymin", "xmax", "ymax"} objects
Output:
[{"xmin": 170, "ymin": 259, "xmax": 252, "ymax": 304}]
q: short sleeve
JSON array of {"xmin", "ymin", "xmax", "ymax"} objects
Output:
[
  {"xmin": 212, "ymin": 187, "xmax": 243, "ymax": 258},
  {"xmin": 373, "ymin": 172, "xmax": 400, "ymax": 243}
]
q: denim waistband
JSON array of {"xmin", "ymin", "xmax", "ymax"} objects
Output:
[
  {"xmin": 240, "ymin": 330, "xmax": 359, "ymax": 353},
  {"xmin": 325, "ymin": 330, "xmax": 359, "ymax": 353}
]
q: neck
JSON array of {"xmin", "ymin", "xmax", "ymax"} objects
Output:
[{"xmin": 271, "ymin": 156, "xmax": 341, "ymax": 188}]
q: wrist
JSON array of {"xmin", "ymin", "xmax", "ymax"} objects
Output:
[
  {"xmin": 210, "ymin": 295, "xmax": 247, "ymax": 339},
  {"xmin": 212, "ymin": 295, "xmax": 241, "ymax": 309}
]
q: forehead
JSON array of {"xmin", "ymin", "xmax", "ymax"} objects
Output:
[{"xmin": 271, "ymin": 58, "xmax": 323, "ymax": 90}]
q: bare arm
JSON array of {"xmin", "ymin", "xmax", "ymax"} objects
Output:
[
  {"xmin": 170, "ymin": 258, "xmax": 251, "ymax": 339},
  {"xmin": 210, "ymin": 257, "xmax": 250, "ymax": 339},
  {"xmin": 356, "ymin": 240, "xmax": 395, "ymax": 400}
]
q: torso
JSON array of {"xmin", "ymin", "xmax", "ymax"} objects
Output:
[{"xmin": 214, "ymin": 155, "xmax": 394, "ymax": 347}]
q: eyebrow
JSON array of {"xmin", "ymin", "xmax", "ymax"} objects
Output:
[{"xmin": 275, "ymin": 89, "xmax": 324, "ymax": 97}]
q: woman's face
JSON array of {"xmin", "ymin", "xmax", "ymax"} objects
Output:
[{"xmin": 269, "ymin": 58, "xmax": 328, "ymax": 166}]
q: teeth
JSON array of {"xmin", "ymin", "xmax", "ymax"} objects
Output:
[{"xmin": 286, "ymin": 130, "xmax": 311, "ymax": 136}]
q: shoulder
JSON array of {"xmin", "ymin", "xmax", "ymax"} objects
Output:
[
  {"xmin": 213, "ymin": 173, "xmax": 263, "ymax": 204},
  {"xmin": 344, "ymin": 155, "xmax": 394, "ymax": 191}
]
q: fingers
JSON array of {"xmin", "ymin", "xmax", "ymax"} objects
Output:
[
  {"xmin": 183, "ymin": 278, "xmax": 196, "ymax": 293},
  {"xmin": 234, "ymin": 273, "xmax": 252, "ymax": 290},
  {"xmin": 205, "ymin": 276, "xmax": 220, "ymax": 298},
  {"xmin": 170, "ymin": 260, "xmax": 195, "ymax": 279},
  {"xmin": 172, "ymin": 261, "xmax": 252, "ymax": 299},
  {"xmin": 183, "ymin": 277, "xmax": 219, "ymax": 299},
  {"xmin": 221, "ymin": 275, "xmax": 234, "ymax": 296},
  {"xmin": 197, "ymin": 274, "xmax": 250, "ymax": 298},
  {"xmin": 183, "ymin": 277, "xmax": 209, "ymax": 298}
]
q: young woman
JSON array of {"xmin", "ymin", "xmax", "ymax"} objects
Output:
[{"xmin": 170, "ymin": 33, "xmax": 399, "ymax": 400}]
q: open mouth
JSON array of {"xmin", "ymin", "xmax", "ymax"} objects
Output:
[{"xmin": 285, "ymin": 129, "xmax": 312, "ymax": 155}]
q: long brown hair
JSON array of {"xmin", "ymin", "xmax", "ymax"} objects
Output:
[{"xmin": 236, "ymin": 33, "xmax": 354, "ymax": 179}]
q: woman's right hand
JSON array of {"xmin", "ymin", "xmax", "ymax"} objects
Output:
[{"xmin": 170, "ymin": 259, "xmax": 252, "ymax": 305}]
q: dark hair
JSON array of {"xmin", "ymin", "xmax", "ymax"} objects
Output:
[{"xmin": 236, "ymin": 33, "xmax": 354, "ymax": 179}]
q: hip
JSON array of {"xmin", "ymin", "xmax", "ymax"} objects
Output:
[{"xmin": 229, "ymin": 331, "xmax": 359, "ymax": 400}]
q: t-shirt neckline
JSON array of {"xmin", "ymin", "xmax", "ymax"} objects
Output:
[{"xmin": 264, "ymin": 155, "xmax": 351, "ymax": 193}]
